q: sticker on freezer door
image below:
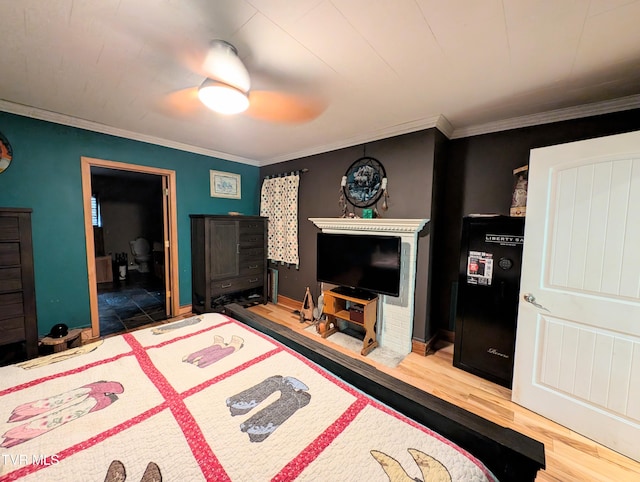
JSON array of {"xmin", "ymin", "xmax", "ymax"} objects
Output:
[{"xmin": 467, "ymin": 251, "xmax": 493, "ymax": 285}]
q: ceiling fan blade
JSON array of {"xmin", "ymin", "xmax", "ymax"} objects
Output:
[
  {"xmin": 246, "ymin": 90, "xmax": 327, "ymax": 124},
  {"xmin": 155, "ymin": 87, "xmax": 206, "ymax": 118}
]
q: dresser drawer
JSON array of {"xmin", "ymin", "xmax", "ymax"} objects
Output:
[
  {"xmin": 0, "ymin": 243, "xmax": 21, "ymax": 266},
  {"xmin": 211, "ymin": 275, "xmax": 263, "ymax": 295},
  {"xmin": 0, "ymin": 267, "xmax": 22, "ymax": 293},
  {"xmin": 0, "ymin": 316, "xmax": 26, "ymax": 345},
  {"xmin": 0, "ymin": 292, "xmax": 24, "ymax": 320},
  {"xmin": 0, "ymin": 217, "xmax": 19, "ymax": 241},
  {"xmin": 0, "ymin": 208, "xmax": 37, "ymax": 360}
]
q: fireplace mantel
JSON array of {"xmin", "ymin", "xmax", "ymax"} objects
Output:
[
  {"xmin": 308, "ymin": 218, "xmax": 428, "ymax": 234},
  {"xmin": 309, "ymin": 217, "xmax": 429, "ymax": 355}
]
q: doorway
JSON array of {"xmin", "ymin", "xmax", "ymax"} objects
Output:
[{"xmin": 81, "ymin": 157, "xmax": 180, "ymax": 338}]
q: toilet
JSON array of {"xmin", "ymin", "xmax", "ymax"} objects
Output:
[{"xmin": 129, "ymin": 237, "xmax": 151, "ymax": 273}]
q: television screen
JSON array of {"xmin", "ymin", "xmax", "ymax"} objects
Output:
[{"xmin": 316, "ymin": 232, "xmax": 401, "ymax": 297}]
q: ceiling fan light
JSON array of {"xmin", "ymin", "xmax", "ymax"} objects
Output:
[{"xmin": 198, "ymin": 79, "xmax": 250, "ymax": 115}]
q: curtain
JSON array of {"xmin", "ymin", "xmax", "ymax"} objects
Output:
[{"xmin": 260, "ymin": 174, "xmax": 300, "ymax": 266}]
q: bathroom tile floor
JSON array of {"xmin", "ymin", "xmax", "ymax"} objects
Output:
[{"xmin": 98, "ymin": 270, "xmax": 166, "ymax": 337}]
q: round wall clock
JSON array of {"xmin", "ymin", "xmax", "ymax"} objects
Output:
[
  {"xmin": 343, "ymin": 156, "xmax": 386, "ymax": 208},
  {"xmin": 0, "ymin": 131, "xmax": 13, "ymax": 174}
]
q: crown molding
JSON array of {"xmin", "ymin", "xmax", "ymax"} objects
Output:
[
  {"xmin": 450, "ymin": 94, "xmax": 640, "ymax": 139},
  {"xmin": 263, "ymin": 95, "xmax": 640, "ymax": 163},
  {"xmin": 0, "ymin": 100, "xmax": 261, "ymax": 166},
  {"xmin": 261, "ymin": 115, "xmax": 448, "ymax": 166},
  {"xmin": 434, "ymin": 115, "xmax": 454, "ymax": 138},
  {"xmin": 4, "ymin": 93, "xmax": 639, "ymax": 167}
]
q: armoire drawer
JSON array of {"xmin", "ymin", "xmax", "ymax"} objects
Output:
[
  {"xmin": 211, "ymin": 275, "xmax": 263, "ymax": 295},
  {"xmin": 239, "ymin": 259, "xmax": 264, "ymax": 277},
  {"xmin": 239, "ymin": 234, "xmax": 265, "ymax": 248},
  {"xmin": 239, "ymin": 247, "xmax": 264, "ymax": 259},
  {"xmin": 239, "ymin": 222, "xmax": 265, "ymax": 236}
]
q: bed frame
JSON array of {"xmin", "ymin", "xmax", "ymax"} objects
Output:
[{"xmin": 225, "ymin": 303, "xmax": 545, "ymax": 482}]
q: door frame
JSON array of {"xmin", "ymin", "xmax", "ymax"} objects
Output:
[{"xmin": 80, "ymin": 156, "xmax": 180, "ymax": 338}]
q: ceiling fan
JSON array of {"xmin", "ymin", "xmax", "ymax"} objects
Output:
[
  {"xmin": 197, "ymin": 40, "xmax": 251, "ymax": 115},
  {"xmin": 162, "ymin": 39, "xmax": 327, "ymax": 124}
]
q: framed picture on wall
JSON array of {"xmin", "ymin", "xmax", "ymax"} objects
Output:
[{"xmin": 210, "ymin": 170, "xmax": 241, "ymax": 199}]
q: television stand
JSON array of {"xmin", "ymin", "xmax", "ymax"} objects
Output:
[
  {"xmin": 319, "ymin": 290, "xmax": 378, "ymax": 356},
  {"xmin": 330, "ymin": 286, "xmax": 376, "ymax": 301}
]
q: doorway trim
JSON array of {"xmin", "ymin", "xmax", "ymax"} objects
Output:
[{"xmin": 80, "ymin": 157, "xmax": 180, "ymax": 338}]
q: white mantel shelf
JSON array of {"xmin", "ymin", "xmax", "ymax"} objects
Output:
[
  {"xmin": 309, "ymin": 217, "xmax": 429, "ymax": 356},
  {"xmin": 309, "ymin": 218, "xmax": 429, "ymax": 234}
]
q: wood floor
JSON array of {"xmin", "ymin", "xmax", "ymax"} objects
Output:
[{"xmin": 248, "ymin": 302, "xmax": 640, "ymax": 482}]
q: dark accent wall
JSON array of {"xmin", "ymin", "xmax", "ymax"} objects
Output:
[
  {"xmin": 263, "ymin": 109, "xmax": 640, "ymax": 342},
  {"xmin": 432, "ymin": 108, "xmax": 640, "ymax": 332},
  {"xmin": 261, "ymin": 129, "xmax": 445, "ymax": 343}
]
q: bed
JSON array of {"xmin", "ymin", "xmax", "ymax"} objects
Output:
[{"xmin": 0, "ymin": 309, "xmax": 544, "ymax": 481}]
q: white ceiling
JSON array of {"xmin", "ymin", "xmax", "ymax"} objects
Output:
[{"xmin": 1, "ymin": 0, "xmax": 640, "ymax": 166}]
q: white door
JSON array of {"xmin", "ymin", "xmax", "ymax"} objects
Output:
[{"xmin": 512, "ymin": 129, "xmax": 640, "ymax": 462}]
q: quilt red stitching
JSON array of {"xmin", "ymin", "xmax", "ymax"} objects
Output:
[
  {"xmin": 2, "ymin": 403, "xmax": 167, "ymax": 480},
  {"xmin": 123, "ymin": 333, "xmax": 231, "ymax": 482},
  {"xmin": 272, "ymin": 397, "xmax": 369, "ymax": 481},
  {"xmin": 0, "ymin": 351, "xmax": 131, "ymax": 397},
  {"xmin": 144, "ymin": 319, "xmax": 234, "ymax": 350},
  {"xmin": 182, "ymin": 347, "xmax": 281, "ymax": 399}
]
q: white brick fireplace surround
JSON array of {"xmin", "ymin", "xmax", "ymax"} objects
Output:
[{"xmin": 309, "ymin": 218, "xmax": 429, "ymax": 355}]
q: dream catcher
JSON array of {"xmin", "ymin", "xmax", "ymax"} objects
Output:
[{"xmin": 339, "ymin": 155, "xmax": 389, "ymax": 217}]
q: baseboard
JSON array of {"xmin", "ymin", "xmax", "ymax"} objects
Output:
[
  {"xmin": 412, "ymin": 330, "xmax": 454, "ymax": 356},
  {"xmin": 439, "ymin": 329, "xmax": 455, "ymax": 343},
  {"xmin": 411, "ymin": 339, "xmax": 428, "ymax": 356},
  {"xmin": 412, "ymin": 331, "xmax": 440, "ymax": 356},
  {"xmin": 80, "ymin": 328, "xmax": 97, "ymax": 343},
  {"xmin": 275, "ymin": 295, "xmax": 302, "ymax": 311}
]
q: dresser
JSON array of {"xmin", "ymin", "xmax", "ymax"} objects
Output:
[
  {"xmin": 0, "ymin": 208, "xmax": 38, "ymax": 359},
  {"xmin": 190, "ymin": 215, "xmax": 268, "ymax": 313}
]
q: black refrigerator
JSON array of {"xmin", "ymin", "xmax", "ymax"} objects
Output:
[{"xmin": 453, "ymin": 215, "xmax": 525, "ymax": 388}]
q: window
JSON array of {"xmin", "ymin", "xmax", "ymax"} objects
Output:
[{"xmin": 91, "ymin": 195, "xmax": 102, "ymax": 227}]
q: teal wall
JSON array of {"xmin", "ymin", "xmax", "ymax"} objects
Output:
[{"xmin": 0, "ymin": 112, "xmax": 260, "ymax": 336}]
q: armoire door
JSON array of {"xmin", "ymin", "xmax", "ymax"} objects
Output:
[{"xmin": 208, "ymin": 219, "xmax": 240, "ymax": 280}]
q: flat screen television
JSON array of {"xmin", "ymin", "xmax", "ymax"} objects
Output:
[{"xmin": 316, "ymin": 232, "xmax": 401, "ymax": 299}]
